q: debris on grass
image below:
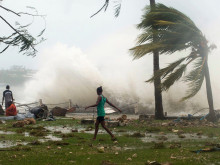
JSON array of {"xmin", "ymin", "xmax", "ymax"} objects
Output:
[
  {"xmin": 146, "ymin": 160, "xmax": 161, "ymax": 165},
  {"xmin": 29, "ymin": 140, "xmax": 41, "ymax": 145},
  {"xmin": 171, "ymin": 129, "xmax": 179, "ymax": 133},
  {"xmin": 29, "ymin": 130, "xmax": 46, "ymax": 136},
  {"xmin": 132, "ymin": 153, "xmax": 137, "ymax": 158},
  {"xmin": 169, "ymin": 142, "xmax": 181, "ymax": 149},
  {"xmin": 197, "ymin": 131, "xmax": 203, "ymax": 136},
  {"xmin": 97, "ymin": 146, "xmax": 104, "ymax": 153},
  {"xmin": 158, "ymin": 136, "xmax": 168, "ymax": 141},
  {"xmin": 12, "ymin": 121, "xmax": 25, "ymax": 128},
  {"xmin": 130, "ymin": 132, "xmax": 145, "ymax": 138},
  {"xmin": 24, "ymin": 118, "xmax": 36, "ymax": 125},
  {"xmin": 101, "ymin": 160, "xmax": 115, "ymax": 165},
  {"xmin": 115, "ymin": 129, "xmax": 126, "ymax": 133},
  {"xmin": 192, "ymin": 147, "xmax": 220, "ymax": 153},
  {"xmin": 61, "ymin": 133, "xmax": 74, "ymax": 138},
  {"xmin": 153, "ymin": 142, "xmax": 165, "ymax": 149},
  {"xmin": 16, "ymin": 129, "xmax": 25, "ymax": 134},
  {"xmin": 48, "ymin": 141, "xmax": 69, "ymax": 146},
  {"xmin": 71, "ymin": 129, "xmax": 78, "ymax": 132},
  {"xmin": 146, "ymin": 127, "xmax": 161, "ymax": 133},
  {"xmin": 178, "ymin": 134, "xmax": 186, "ymax": 138}
]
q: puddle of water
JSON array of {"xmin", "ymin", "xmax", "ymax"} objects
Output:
[
  {"xmin": 24, "ymin": 132, "xmax": 30, "ymax": 137},
  {"xmin": 38, "ymin": 134, "xmax": 62, "ymax": 143},
  {"xmin": 45, "ymin": 126, "xmax": 73, "ymax": 134},
  {"xmin": 44, "ymin": 126, "xmax": 128, "ymax": 135},
  {"xmin": 0, "ymin": 131, "xmax": 15, "ymax": 135},
  {"xmin": 142, "ymin": 133, "xmax": 218, "ymax": 143},
  {"xmin": 45, "ymin": 126, "xmax": 97, "ymax": 134},
  {"xmin": 0, "ymin": 140, "xmax": 28, "ymax": 148}
]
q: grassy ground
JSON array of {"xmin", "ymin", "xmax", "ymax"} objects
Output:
[{"xmin": 0, "ymin": 118, "xmax": 220, "ymax": 165}]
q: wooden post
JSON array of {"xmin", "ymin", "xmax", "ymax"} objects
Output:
[
  {"xmin": 68, "ymin": 99, "xmax": 72, "ymax": 109},
  {"xmin": 39, "ymin": 99, "xmax": 43, "ymax": 106}
]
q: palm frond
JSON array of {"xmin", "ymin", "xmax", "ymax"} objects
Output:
[
  {"xmin": 182, "ymin": 57, "xmax": 205, "ymax": 100},
  {"xmin": 114, "ymin": 0, "xmax": 122, "ymax": 17},
  {"xmin": 146, "ymin": 56, "xmax": 187, "ymax": 83},
  {"xmin": 161, "ymin": 64, "xmax": 187, "ymax": 91}
]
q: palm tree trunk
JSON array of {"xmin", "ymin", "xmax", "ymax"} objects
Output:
[
  {"xmin": 150, "ymin": 0, "xmax": 164, "ymax": 119},
  {"xmin": 204, "ymin": 58, "xmax": 216, "ymax": 121}
]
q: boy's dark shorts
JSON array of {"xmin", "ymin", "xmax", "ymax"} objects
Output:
[{"xmin": 97, "ymin": 116, "xmax": 105, "ymax": 122}]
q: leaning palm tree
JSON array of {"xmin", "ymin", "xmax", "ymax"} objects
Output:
[{"xmin": 130, "ymin": 4, "xmax": 217, "ymax": 121}]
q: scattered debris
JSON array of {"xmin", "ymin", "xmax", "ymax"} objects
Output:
[
  {"xmin": 172, "ymin": 129, "xmax": 179, "ymax": 133},
  {"xmin": 146, "ymin": 127, "xmax": 161, "ymax": 133},
  {"xmin": 153, "ymin": 142, "xmax": 165, "ymax": 149},
  {"xmin": 12, "ymin": 118, "xmax": 36, "ymax": 128},
  {"xmin": 197, "ymin": 131, "xmax": 203, "ymax": 136},
  {"xmin": 51, "ymin": 107, "xmax": 67, "ymax": 116},
  {"xmin": 101, "ymin": 160, "xmax": 115, "ymax": 165},
  {"xmin": 178, "ymin": 134, "xmax": 186, "ymax": 138},
  {"xmin": 61, "ymin": 133, "xmax": 75, "ymax": 138},
  {"xmin": 97, "ymin": 146, "xmax": 105, "ymax": 153},
  {"xmin": 29, "ymin": 140, "xmax": 41, "ymax": 145},
  {"xmin": 12, "ymin": 121, "xmax": 25, "ymax": 128},
  {"xmin": 169, "ymin": 143, "xmax": 181, "ymax": 149},
  {"xmin": 24, "ymin": 118, "xmax": 36, "ymax": 125},
  {"xmin": 30, "ymin": 104, "xmax": 49, "ymax": 119},
  {"xmin": 127, "ymin": 157, "xmax": 132, "ymax": 161},
  {"xmin": 67, "ymin": 107, "xmax": 76, "ymax": 113},
  {"xmin": 158, "ymin": 136, "xmax": 168, "ymax": 141},
  {"xmin": 107, "ymin": 121, "xmax": 119, "ymax": 127},
  {"xmin": 132, "ymin": 153, "xmax": 137, "ymax": 158},
  {"xmin": 139, "ymin": 115, "xmax": 154, "ymax": 121},
  {"xmin": 192, "ymin": 147, "xmax": 220, "ymax": 153},
  {"xmin": 146, "ymin": 160, "xmax": 161, "ymax": 165},
  {"xmin": 81, "ymin": 119, "xmax": 94, "ymax": 125},
  {"xmin": 130, "ymin": 132, "xmax": 145, "ymax": 138}
]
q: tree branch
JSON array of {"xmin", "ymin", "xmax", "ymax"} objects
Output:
[
  {"xmin": 90, "ymin": 0, "xmax": 109, "ymax": 18},
  {"xmin": 0, "ymin": 15, "xmax": 36, "ymax": 53},
  {"xmin": 0, "ymin": 5, "xmax": 20, "ymax": 16}
]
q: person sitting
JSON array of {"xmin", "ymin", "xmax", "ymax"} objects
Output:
[{"xmin": 6, "ymin": 101, "xmax": 17, "ymax": 116}]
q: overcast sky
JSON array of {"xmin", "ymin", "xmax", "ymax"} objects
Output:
[{"xmin": 0, "ymin": 0, "xmax": 219, "ymax": 69}]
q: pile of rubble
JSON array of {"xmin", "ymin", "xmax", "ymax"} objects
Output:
[{"xmin": 13, "ymin": 118, "xmax": 36, "ymax": 127}]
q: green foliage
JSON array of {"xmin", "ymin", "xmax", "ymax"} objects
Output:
[
  {"xmin": 130, "ymin": 3, "xmax": 216, "ymax": 100},
  {"xmin": 0, "ymin": 5, "xmax": 46, "ymax": 56}
]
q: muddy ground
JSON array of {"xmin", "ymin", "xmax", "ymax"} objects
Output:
[{"xmin": 0, "ymin": 115, "xmax": 220, "ymax": 165}]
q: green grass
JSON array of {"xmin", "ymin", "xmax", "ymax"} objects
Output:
[{"xmin": 0, "ymin": 118, "xmax": 220, "ymax": 165}]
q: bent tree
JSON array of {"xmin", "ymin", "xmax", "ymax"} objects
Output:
[
  {"xmin": 0, "ymin": 2, "xmax": 45, "ymax": 56},
  {"xmin": 130, "ymin": 3, "xmax": 217, "ymax": 121}
]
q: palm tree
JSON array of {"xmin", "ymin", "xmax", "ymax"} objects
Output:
[
  {"xmin": 130, "ymin": 4, "xmax": 217, "ymax": 121},
  {"xmin": 149, "ymin": 0, "xmax": 164, "ymax": 119}
]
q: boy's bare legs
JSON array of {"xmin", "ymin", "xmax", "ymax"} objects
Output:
[
  {"xmin": 93, "ymin": 120, "xmax": 100, "ymax": 140},
  {"xmin": 100, "ymin": 121, "xmax": 115, "ymax": 139}
]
